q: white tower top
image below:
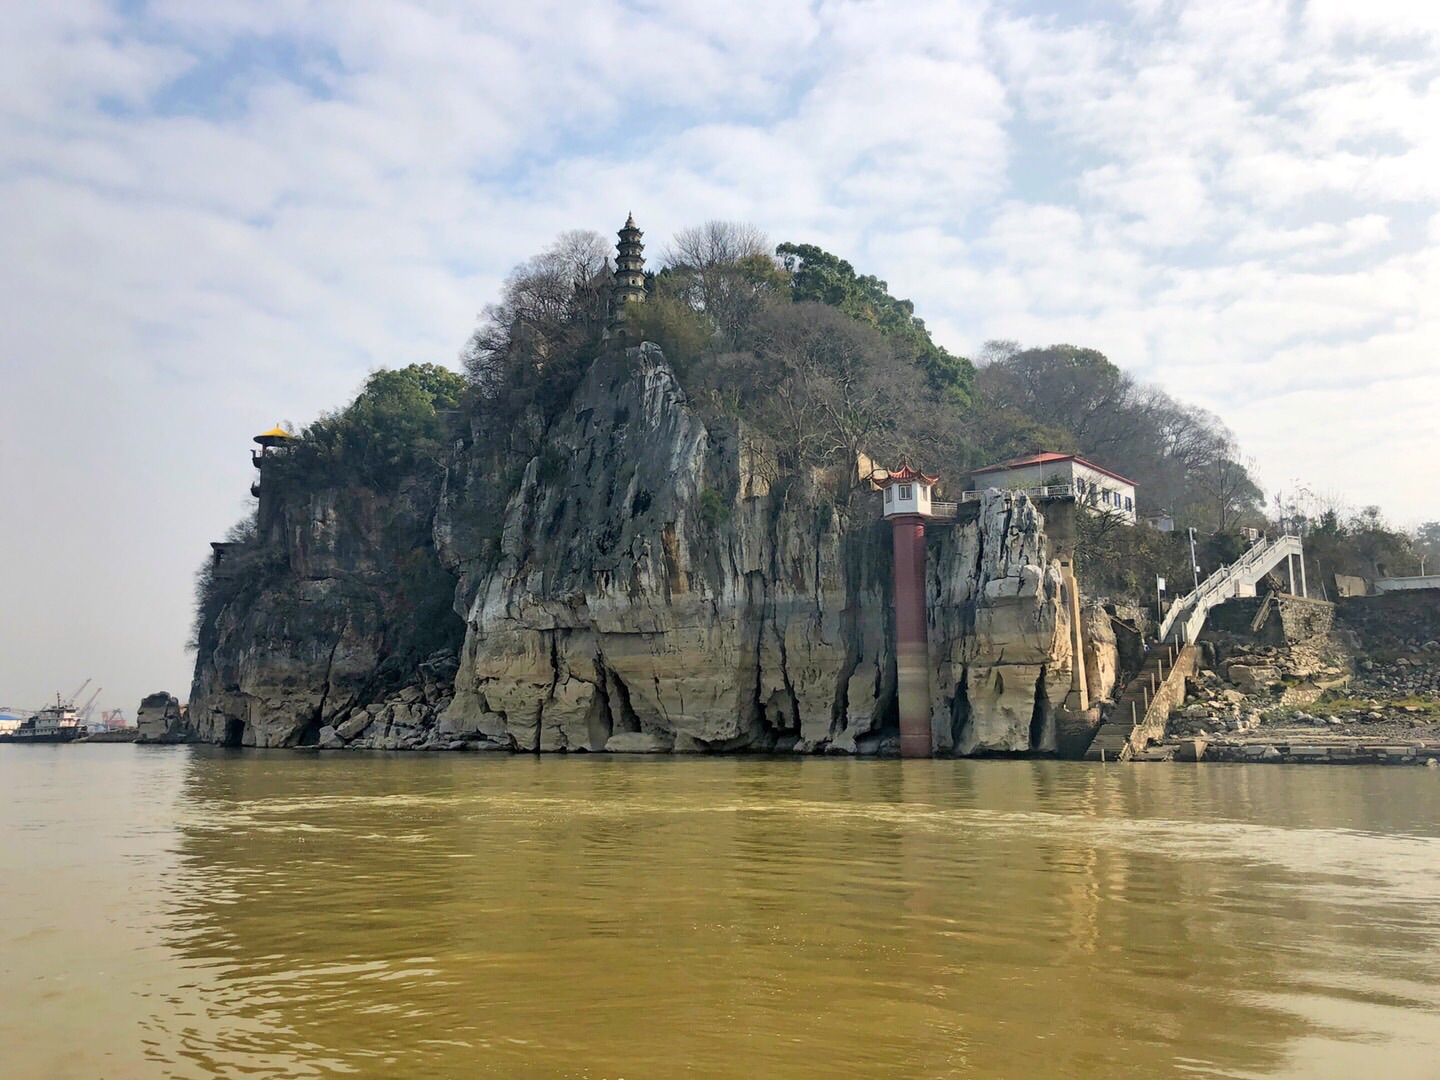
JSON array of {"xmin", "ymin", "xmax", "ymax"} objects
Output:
[{"xmin": 872, "ymin": 462, "xmax": 940, "ymax": 519}]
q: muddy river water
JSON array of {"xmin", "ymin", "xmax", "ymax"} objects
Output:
[{"xmin": 3, "ymin": 745, "xmax": 1439, "ymax": 1077}]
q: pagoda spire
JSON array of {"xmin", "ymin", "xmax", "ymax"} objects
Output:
[{"xmin": 612, "ymin": 212, "xmax": 646, "ymax": 312}]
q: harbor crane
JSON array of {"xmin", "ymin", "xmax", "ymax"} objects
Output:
[{"xmin": 78, "ymin": 688, "xmax": 102, "ymax": 725}]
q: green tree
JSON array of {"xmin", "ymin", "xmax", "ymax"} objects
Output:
[
  {"xmin": 775, "ymin": 242, "xmax": 974, "ymax": 405},
  {"xmin": 285, "ymin": 363, "xmax": 467, "ymax": 488}
]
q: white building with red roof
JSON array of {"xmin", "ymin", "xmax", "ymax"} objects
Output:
[{"xmin": 969, "ymin": 452, "xmax": 1137, "ymax": 524}]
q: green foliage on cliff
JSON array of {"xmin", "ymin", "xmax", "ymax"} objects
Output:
[
  {"xmin": 775, "ymin": 242, "xmax": 974, "ymax": 405},
  {"xmin": 187, "ymin": 510, "xmax": 286, "ymax": 654},
  {"xmin": 281, "ymin": 363, "xmax": 466, "ymax": 489}
]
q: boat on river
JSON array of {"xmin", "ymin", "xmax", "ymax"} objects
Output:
[{"xmin": 2, "ymin": 695, "xmax": 86, "ymax": 743}]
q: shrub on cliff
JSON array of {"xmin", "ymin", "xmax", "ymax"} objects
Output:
[
  {"xmin": 697, "ymin": 302, "xmax": 948, "ymax": 504},
  {"xmin": 187, "ymin": 511, "xmax": 275, "ymax": 654},
  {"xmin": 776, "ymin": 242, "xmax": 975, "ymax": 406},
  {"xmin": 280, "ymin": 363, "xmax": 466, "ymax": 490}
]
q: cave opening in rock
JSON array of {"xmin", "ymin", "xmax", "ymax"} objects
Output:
[
  {"xmin": 222, "ymin": 717, "xmax": 245, "ymax": 747},
  {"xmin": 1028, "ymin": 667, "xmax": 1047, "ymax": 751},
  {"xmin": 606, "ymin": 669, "xmax": 641, "ymax": 734},
  {"xmin": 949, "ymin": 669, "xmax": 971, "ymax": 755},
  {"xmin": 586, "ymin": 676, "xmax": 614, "ymax": 751}
]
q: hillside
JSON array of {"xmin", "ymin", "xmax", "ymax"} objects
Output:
[{"xmin": 181, "ymin": 218, "xmax": 1432, "ymax": 753}]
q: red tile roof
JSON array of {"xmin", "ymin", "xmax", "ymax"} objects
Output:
[
  {"xmin": 971, "ymin": 453, "xmax": 1136, "ymax": 486},
  {"xmin": 870, "ymin": 461, "xmax": 941, "ymax": 487}
]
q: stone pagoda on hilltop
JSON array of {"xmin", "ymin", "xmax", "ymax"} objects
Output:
[{"xmin": 609, "ymin": 213, "xmax": 646, "ymax": 339}]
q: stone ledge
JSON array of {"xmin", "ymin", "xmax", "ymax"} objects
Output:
[{"xmin": 1183, "ymin": 739, "xmax": 1440, "ymax": 765}]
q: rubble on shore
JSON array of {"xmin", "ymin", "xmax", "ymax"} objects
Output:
[{"xmin": 1154, "ymin": 627, "xmax": 1440, "ymax": 765}]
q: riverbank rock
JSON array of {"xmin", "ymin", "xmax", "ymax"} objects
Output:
[
  {"xmin": 604, "ymin": 732, "xmax": 672, "ymax": 753},
  {"xmin": 134, "ymin": 692, "xmax": 189, "ymax": 744},
  {"xmin": 1227, "ymin": 664, "xmax": 1278, "ymax": 693}
]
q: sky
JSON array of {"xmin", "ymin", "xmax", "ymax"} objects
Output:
[{"xmin": 2, "ymin": 0, "xmax": 1438, "ymax": 718}]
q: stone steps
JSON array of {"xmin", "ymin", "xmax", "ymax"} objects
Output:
[{"xmin": 1084, "ymin": 646, "xmax": 1194, "ymax": 761}]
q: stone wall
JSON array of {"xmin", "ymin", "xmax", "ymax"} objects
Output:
[{"xmin": 1276, "ymin": 595, "xmax": 1335, "ymax": 642}]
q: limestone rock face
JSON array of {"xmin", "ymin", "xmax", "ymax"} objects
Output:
[
  {"xmin": 1081, "ymin": 606, "xmax": 1120, "ymax": 704},
  {"xmin": 188, "ymin": 476, "xmax": 463, "ymax": 749},
  {"xmin": 441, "ymin": 346, "xmax": 1102, "ymax": 756},
  {"xmin": 441, "ymin": 344, "xmax": 896, "ymax": 755},
  {"xmin": 927, "ymin": 492, "xmax": 1079, "ymax": 755},
  {"xmin": 134, "ymin": 692, "xmax": 188, "ymax": 743},
  {"xmin": 189, "ymin": 342, "xmax": 1112, "ymax": 757}
]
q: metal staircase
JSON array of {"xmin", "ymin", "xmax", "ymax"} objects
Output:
[{"xmin": 1158, "ymin": 534, "xmax": 1305, "ymax": 644}]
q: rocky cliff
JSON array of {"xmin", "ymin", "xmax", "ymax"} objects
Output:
[
  {"xmin": 189, "ymin": 344, "xmax": 1118, "ymax": 755},
  {"xmin": 188, "ymin": 477, "xmax": 462, "ymax": 748},
  {"xmin": 438, "ymin": 344, "xmax": 1116, "ymax": 755}
]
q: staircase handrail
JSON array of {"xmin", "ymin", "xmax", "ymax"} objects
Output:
[{"xmin": 1157, "ymin": 533, "xmax": 1303, "ymax": 643}]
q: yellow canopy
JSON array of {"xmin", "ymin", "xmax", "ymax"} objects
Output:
[{"xmin": 254, "ymin": 424, "xmax": 294, "ymax": 443}]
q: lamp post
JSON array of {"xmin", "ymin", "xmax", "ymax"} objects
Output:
[{"xmin": 1187, "ymin": 527, "xmax": 1201, "ymax": 592}]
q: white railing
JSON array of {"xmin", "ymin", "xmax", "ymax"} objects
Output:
[
  {"xmin": 930, "ymin": 500, "xmax": 958, "ymax": 518},
  {"xmin": 958, "ymin": 484, "xmax": 1078, "ymax": 504},
  {"xmin": 1158, "ymin": 534, "xmax": 1305, "ymax": 644}
]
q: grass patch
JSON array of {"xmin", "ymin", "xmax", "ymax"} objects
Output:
[{"xmin": 1305, "ymin": 692, "xmax": 1440, "ymax": 718}]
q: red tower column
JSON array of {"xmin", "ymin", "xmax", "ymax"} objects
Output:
[{"xmin": 892, "ymin": 515, "xmax": 932, "ymax": 758}]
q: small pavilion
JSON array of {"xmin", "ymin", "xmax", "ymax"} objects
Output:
[{"xmin": 872, "ymin": 462, "xmax": 941, "ymax": 519}]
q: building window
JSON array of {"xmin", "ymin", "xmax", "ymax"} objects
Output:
[
  {"xmin": 899, "ymin": 484, "xmax": 913, "ymax": 500},
  {"xmin": 885, "ymin": 486, "xmax": 893, "ymax": 503},
  {"xmin": 1125, "ymin": 496, "xmax": 1133, "ymax": 511}
]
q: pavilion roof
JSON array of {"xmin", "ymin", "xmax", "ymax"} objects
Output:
[
  {"xmin": 869, "ymin": 461, "xmax": 940, "ymax": 488},
  {"xmin": 253, "ymin": 424, "xmax": 294, "ymax": 444}
]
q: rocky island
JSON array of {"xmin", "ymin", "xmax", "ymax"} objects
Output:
[{"xmin": 150, "ymin": 218, "xmax": 1439, "ymax": 762}]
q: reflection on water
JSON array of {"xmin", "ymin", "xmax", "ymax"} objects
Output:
[{"xmin": 3, "ymin": 748, "xmax": 1440, "ymax": 1077}]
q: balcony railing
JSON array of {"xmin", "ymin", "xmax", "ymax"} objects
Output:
[{"xmin": 959, "ymin": 484, "xmax": 1079, "ymax": 503}]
